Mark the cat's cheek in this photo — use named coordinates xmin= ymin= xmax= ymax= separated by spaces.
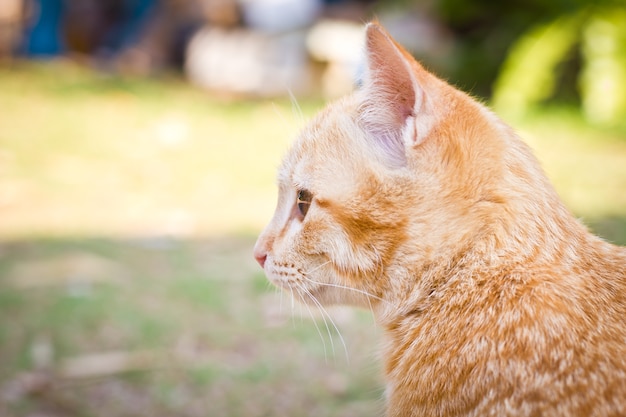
xmin=326 ymin=236 xmax=378 ymax=277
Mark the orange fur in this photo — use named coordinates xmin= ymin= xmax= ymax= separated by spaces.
xmin=254 ymin=22 xmax=626 ymax=416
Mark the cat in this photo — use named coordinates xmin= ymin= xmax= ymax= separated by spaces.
xmin=253 ymin=22 xmax=626 ymax=417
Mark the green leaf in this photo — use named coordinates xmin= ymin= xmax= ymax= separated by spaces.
xmin=492 ymin=13 xmax=584 ymax=117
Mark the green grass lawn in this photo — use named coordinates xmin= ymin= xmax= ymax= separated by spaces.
xmin=0 ymin=62 xmax=624 ymax=417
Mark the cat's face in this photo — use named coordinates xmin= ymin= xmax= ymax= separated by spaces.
xmin=254 ymin=96 xmax=414 ymax=308
xmin=254 ymin=23 xmax=514 ymax=310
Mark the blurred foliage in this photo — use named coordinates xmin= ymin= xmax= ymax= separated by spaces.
xmin=492 ymin=4 xmax=626 ymax=126
xmin=432 ymin=0 xmax=591 ymax=96
xmin=491 ymin=13 xmax=583 ymax=117
xmin=417 ymin=0 xmax=626 ymax=124
xmin=579 ymin=8 xmax=626 ymax=125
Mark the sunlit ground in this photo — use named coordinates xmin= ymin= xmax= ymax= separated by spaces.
xmin=0 ymin=62 xmax=625 ymax=417
xmin=0 ymin=61 xmax=316 ymax=238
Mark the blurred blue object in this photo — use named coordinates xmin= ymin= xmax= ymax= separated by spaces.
xmin=97 ymin=0 xmax=157 ymax=57
xmin=22 ymin=0 xmax=65 ymax=56
xmin=21 ymin=0 xmax=158 ymax=59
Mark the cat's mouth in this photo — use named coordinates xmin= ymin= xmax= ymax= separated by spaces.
xmin=266 ymin=260 xmax=327 ymax=299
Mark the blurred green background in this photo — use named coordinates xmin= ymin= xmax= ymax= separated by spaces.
xmin=1 ymin=1 xmax=625 ymax=416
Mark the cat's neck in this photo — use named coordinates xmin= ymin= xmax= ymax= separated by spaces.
xmin=375 ymin=168 xmax=603 ymax=325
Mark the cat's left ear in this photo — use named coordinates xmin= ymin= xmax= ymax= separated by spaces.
xmin=359 ymin=22 xmax=433 ymax=167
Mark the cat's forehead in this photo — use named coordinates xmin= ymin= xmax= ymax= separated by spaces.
xmin=279 ymin=97 xmax=369 ymax=194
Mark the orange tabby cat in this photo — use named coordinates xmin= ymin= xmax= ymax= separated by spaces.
xmin=254 ymin=22 xmax=626 ymax=416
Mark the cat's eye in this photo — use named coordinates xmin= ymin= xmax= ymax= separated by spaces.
xmin=297 ymin=189 xmax=313 ymax=218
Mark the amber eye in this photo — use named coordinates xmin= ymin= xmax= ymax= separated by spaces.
xmin=297 ymin=189 xmax=313 ymax=218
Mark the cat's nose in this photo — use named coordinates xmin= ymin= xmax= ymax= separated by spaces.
xmin=254 ymin=234 xmax=272 ymax=269
xmin=254 ymin=251 xmax=267 ymax=269
xmin=253 ymin=242 xmax=268 ymax=269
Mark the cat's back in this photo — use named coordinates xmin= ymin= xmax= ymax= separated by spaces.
xmin=498 ymin=238 xmax=626 ymax=416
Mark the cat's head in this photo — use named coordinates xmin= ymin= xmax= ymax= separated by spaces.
xmin=254 ymin=23 xmax=535 ymax=310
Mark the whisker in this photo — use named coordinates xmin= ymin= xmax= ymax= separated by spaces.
xmin=303 ymin=289 xmax=335 ymax=360
xmin=297 ymin=287 xmax=330 ymax=362
xmin=303 ymin=287 xmax=350 ymax=364
xmin=305 ymin=260 xmax=332 ymax=275
xmin=288 ymin=287 xmax=298 ymax=329
xmin=300 ymin=273 xmax=390 ymax=306
xmin=302 ymin=260 xmax=386 ymax=320
xmin=278 ymin=285 xmax=284 ymax=314
xmin=287 ymin=88 xmax=305 ymax=125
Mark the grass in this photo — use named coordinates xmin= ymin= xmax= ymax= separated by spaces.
xmin=0 ymin=61 xmax=625 ymax=417
xmin=0 ymin=60 xmax=323 ymax=238
xmin=0 ymin=237 xmax=383 ymax=417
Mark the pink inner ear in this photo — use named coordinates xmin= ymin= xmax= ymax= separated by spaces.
xmin=370 ymin=128 xmax=408 ymax=168
xmin=358 ymin=24 xmax=420 ymax=168
xmin=396 ymin=97 xmax=415 ymax=125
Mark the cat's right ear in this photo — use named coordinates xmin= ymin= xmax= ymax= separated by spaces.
xmin=359 ymin=22 xmax=432 ymax=168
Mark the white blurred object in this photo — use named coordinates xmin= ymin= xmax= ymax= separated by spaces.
xmin=31 ymin=334 xmax=53 ymax=370
xmin=307 ymin=19 xmax=364 ymax=64
xmin=185 ymin=27 xmax=313 ymax=97
xmin=238 ymin=0 xmax=322 ymax=33
xmin=307 ymin=19 xmax=365 ymax=98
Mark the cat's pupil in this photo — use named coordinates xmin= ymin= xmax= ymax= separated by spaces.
xmin=297 ymin=189 xmax=313 ymax=218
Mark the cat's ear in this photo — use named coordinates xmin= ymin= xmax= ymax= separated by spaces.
xmin=359 ymin=22 xmax=431 ymax=167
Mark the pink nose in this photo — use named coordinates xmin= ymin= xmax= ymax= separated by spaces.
xmin=255 ymin=253 xmax=267 ymax=268
xmin=254 ymin=249 xmax=267 ymax=269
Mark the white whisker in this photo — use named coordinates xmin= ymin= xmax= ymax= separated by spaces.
xmin=287 ymin=88 xmax=305 ymax=125
xmin=267 ymin=259 xmax=385 ymax=363
xmin=302 ymin=285 xmax=338 ymax=351
xmin=278 ymin=285 xmax=284 ymax=314
xmin=300 ymin=273 xmax=390 ymax=306
xmin=288 ymin=287 xmax=298 ymax=329
xmin=306 ymin=260 xmax=332 ymax=275
xmin=306 ymin=288 xmax=350 ymax=364
xmin=302 ymin=288 xmax=335 ymax=360
xmin=298 ymin=287 xmax=330 ymax=362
